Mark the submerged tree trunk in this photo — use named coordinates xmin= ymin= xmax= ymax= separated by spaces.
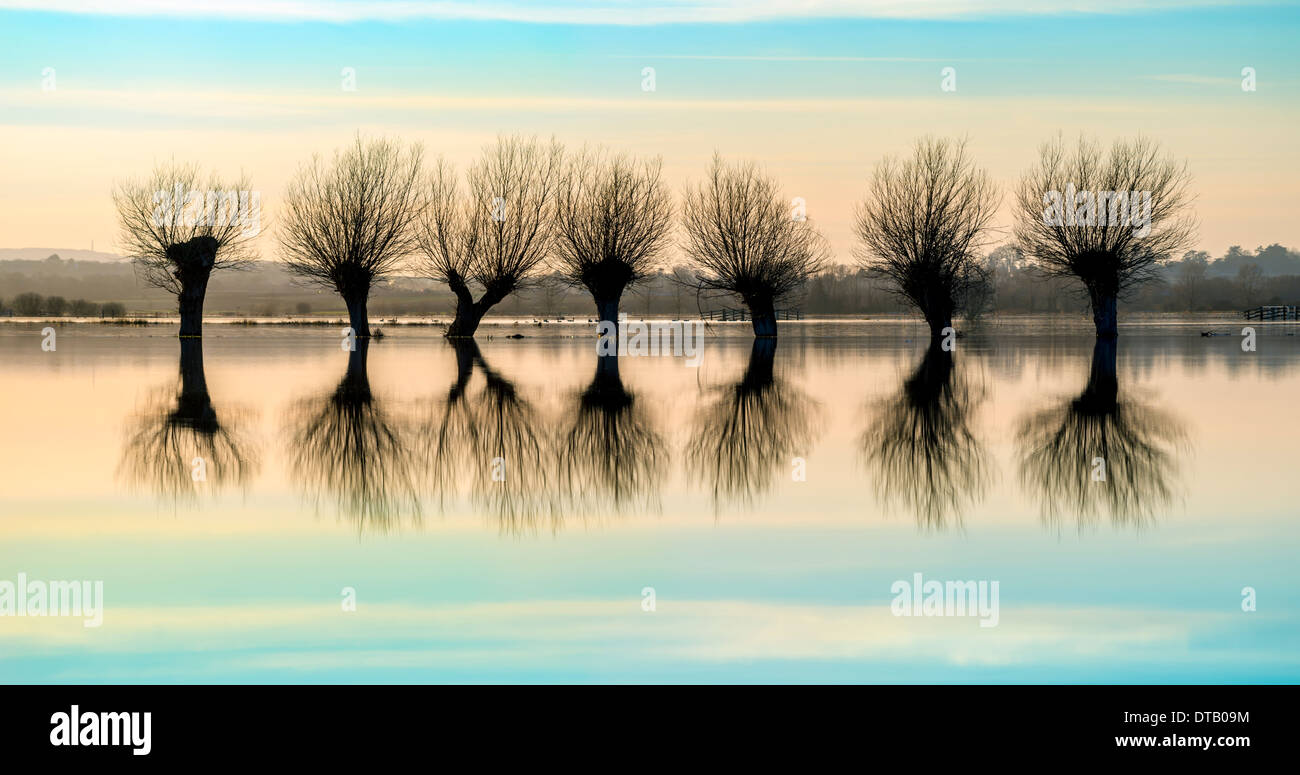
xmin=927 ymin=315 xmax=953 ymax=342
xmin=169 ymin=236 xmax=218 ymax=338
xmin=746 ymin=295 xmax=777 ymax=338
xmin=445 ymin=276 xmax=510 ymax=338
xmin=585 ymin=260 xmax=633 ymax=337
xmin=178 ymin=276 xmax=211 ymax=338
xmin=344 ymin=293 xmax=370 ymax=338
xmin=1090 ymin=289 xmax=1119 ymax=339
xmin=446 ymin=295 xmax=485 ymax=338
xmin=595 ymin=295 xmax=623 ymax=333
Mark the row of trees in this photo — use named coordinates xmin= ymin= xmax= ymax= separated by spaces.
xmin=114 ymin=134 xmax=1195 ymax=342
xmin=1 ymin=292 xmax=126 ymax=317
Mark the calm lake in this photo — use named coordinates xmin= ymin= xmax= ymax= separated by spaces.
xmin=1 ymin=318 xmax=1296 ymax=683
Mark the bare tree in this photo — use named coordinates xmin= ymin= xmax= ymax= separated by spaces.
xmin=552 ymin=149 xmax=674 ymax=331
xmin=681 ymin=154 xmax=828 ymax=337
xmin=279 ymin=136 xmax=424 ymax=338
xmin=113 ymin=161 xmax=257 ymax=337
xmin=419 ymin=136 xmax=563 ymax=337
xmin=855 ymin=137 xmax=999 ymax=340
xmin=1014 ymin=135 xmax=1195 ymax=338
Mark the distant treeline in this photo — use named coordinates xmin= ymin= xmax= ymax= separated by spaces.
xmin=0 ymin=291 xmax=126 ymax=318
xmin=2 ymin=244 xmax=1297 ymax=318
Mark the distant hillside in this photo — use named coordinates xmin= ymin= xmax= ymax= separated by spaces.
xmin=0 ymin=248 xmax=125 ymax=263
xmin=3 ymin=242 xmax=1300 ymax=317
xmin=0 ymin=255 xmax=448 ymax=316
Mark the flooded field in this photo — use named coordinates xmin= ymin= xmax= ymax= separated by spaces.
xmin=0 ymin=318 xmax=1296 ymax=682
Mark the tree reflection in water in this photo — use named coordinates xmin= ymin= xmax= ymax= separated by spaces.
xmin=860 ymin=343 xmax=989 ymax=529
xmin=421 ymin=340 xmax=554 ymax=533
xmin=118 ymin=339 xmax=258 ymax=505
xmin=686 ymin=338 xmax=821 ymax=511
xmin=284 ymin=339 xmax=420 ymax=532
xmin=1016 ymin=338 xmax=1188 ymax=528
xmin=553 ymin=351 xmax=667 ymax=520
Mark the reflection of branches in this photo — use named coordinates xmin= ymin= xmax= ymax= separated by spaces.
xmin=285 ymin=340 xmax=420 ymax=532
xmin=421 ymin=341 xmax=554 ymax=533
xmin=1016 ymin=338 xmax=1188 ymax=528
xmin=860 ymin=344 xmax=989 ymax=529
xmin=686 ymin=338 xmax=821 ymax=511
xmin=553 ymin=354 xmax=666 ymax=518
xmin=118 ymin=339 xmax=257 ymax=505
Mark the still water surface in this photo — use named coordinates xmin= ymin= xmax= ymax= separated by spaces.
xmin=1 ymin=319 xmax=1296 ymax=682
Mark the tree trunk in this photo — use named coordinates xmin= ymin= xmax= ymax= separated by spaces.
xmin=344 ymin=293 xmax=370 ymax=338
xmin=595 ymin=294 xmax=623 ymax=333
xmin=169 ymin=236 xmax=217 ymax=338
xmin=446 ymin=296 xmax=486 ymax=338
xmin=177 ymin=274 xmax=211 ymax=338
xmin=178 ymin=338 xmax=209 ymax=398
xmin=445 ymin=280 xmax=509 ymax=339
xmin=927 ymin=315 xmax=953 ymax=342
xmin=747 ymin=296 xmax=777 ymax=338
xmin=1091 ymin=292 xmax=1119 ymax=339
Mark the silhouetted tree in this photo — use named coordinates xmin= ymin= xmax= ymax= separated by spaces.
xmin=855 ymin=137 xmax=998 ymax=340
xmin=1014 ymin=135 xmax=1196 ymax=338
xmin=113 ymin=161 xmax=257 ymax=337
xmin=279 ymin=136 xmax=424 ymax=338
xmin=419 ymin=136 xmax=563 ymax=337
xmin=681 ymin=154 xmax=829 ymax=337
xmin=553 ymin=149 xmax=673 ymax=333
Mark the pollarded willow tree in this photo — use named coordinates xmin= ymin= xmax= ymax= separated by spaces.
xmin=552 ymin=149 xmax=674 ymax=330
xmin=279 ymin=136 xmax=425 ymax=338
xmin=419 ymin=136 xmax=564 ymax=338
xmin=113 ymin=162 xmax=257 ymax=337
xmin=1014 ymin=135 xmax=1196 ymax=338
xmin=854 ymin=137 xmax=999 ymax=341
xmin=681 ymin=154 xmax=829 ymax=337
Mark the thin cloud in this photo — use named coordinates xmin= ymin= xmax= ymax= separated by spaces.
xmin=0 ymin=0 xmax=1264 ymax=25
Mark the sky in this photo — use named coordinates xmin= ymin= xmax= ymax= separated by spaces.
xmin=0 ymin=0 xmax=1297 ymax=261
